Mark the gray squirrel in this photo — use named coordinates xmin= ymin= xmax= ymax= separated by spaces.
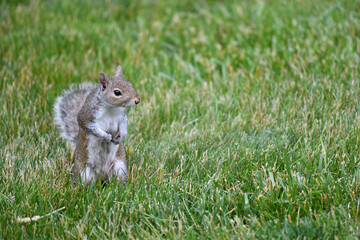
xmin=53 ymin=66 xmax=140 ymax=185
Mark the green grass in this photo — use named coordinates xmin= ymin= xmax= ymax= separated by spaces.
xmin=1 ymin=0 xmax=360 ymax=238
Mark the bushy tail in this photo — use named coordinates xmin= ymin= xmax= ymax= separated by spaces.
xmin=53 ymin=83 xmax=94 ymax=146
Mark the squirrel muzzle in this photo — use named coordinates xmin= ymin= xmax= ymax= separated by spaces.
xmin=134 ymin=97 xmax=140 ymax=105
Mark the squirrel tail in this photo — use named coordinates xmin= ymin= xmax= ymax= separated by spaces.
xmin=53 ymin=83 xmax=94 ymax=145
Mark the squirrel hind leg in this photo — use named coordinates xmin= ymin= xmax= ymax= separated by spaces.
xmin=112 ymin=144 xmax=128 ymax=185
xmin=80 ymin=166 xmax=97 ymax=185
xmin=113 ymin=160 xmax=128 ymax=181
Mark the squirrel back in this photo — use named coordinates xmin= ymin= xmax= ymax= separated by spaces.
xmin=53 ymin=82 xmax=94 ymax=146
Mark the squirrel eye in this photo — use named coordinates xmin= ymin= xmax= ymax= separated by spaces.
xmin=114 ymin=90 xmax=122 ymax=96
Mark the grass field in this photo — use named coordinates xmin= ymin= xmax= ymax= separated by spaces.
xmin=1 ymin=0 xmax=360 ymax=238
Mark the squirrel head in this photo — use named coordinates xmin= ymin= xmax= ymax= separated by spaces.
xmin=98 ymin=66 xmax=140 ymax=108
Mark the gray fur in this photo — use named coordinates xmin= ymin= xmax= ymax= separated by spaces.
xmin=53 ymin=82 xmax=94 ymax=145
xmin=77 ymin=86 xmax=103 ymax=136
xmin=53 ymin=66 xmax=140 ymax=185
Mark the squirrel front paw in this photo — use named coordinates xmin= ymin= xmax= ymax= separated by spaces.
xmin=102 ymin=134 xmax=112 ymax=142
xmin=111 ymin=134 xmax=121 ymax=145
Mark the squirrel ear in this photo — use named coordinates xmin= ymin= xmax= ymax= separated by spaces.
xmin=115 ymin=65 xmax=122 ymax=77
xmin=99 ymin=72 xmax=108 ymax=90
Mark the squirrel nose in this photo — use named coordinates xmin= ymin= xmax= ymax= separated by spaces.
xmin=135 ymin=97 xmax=140 ymax=105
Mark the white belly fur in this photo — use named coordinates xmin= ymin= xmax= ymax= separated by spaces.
xmin=86 ymin=106 xmax=127 ymax=178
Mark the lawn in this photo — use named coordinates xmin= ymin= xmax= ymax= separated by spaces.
xmin=1 ymin=0 xmax=360 ymax=238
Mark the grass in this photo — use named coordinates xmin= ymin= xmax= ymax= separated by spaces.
xmin=1 ymin=0 xmax=360 ymax=238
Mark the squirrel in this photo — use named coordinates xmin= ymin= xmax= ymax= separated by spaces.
xmin=53 ymin=66 xmax=140 ymax=185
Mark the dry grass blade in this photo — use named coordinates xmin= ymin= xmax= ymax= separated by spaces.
xmin=17 ymin=207 xmax=66 ymax=223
